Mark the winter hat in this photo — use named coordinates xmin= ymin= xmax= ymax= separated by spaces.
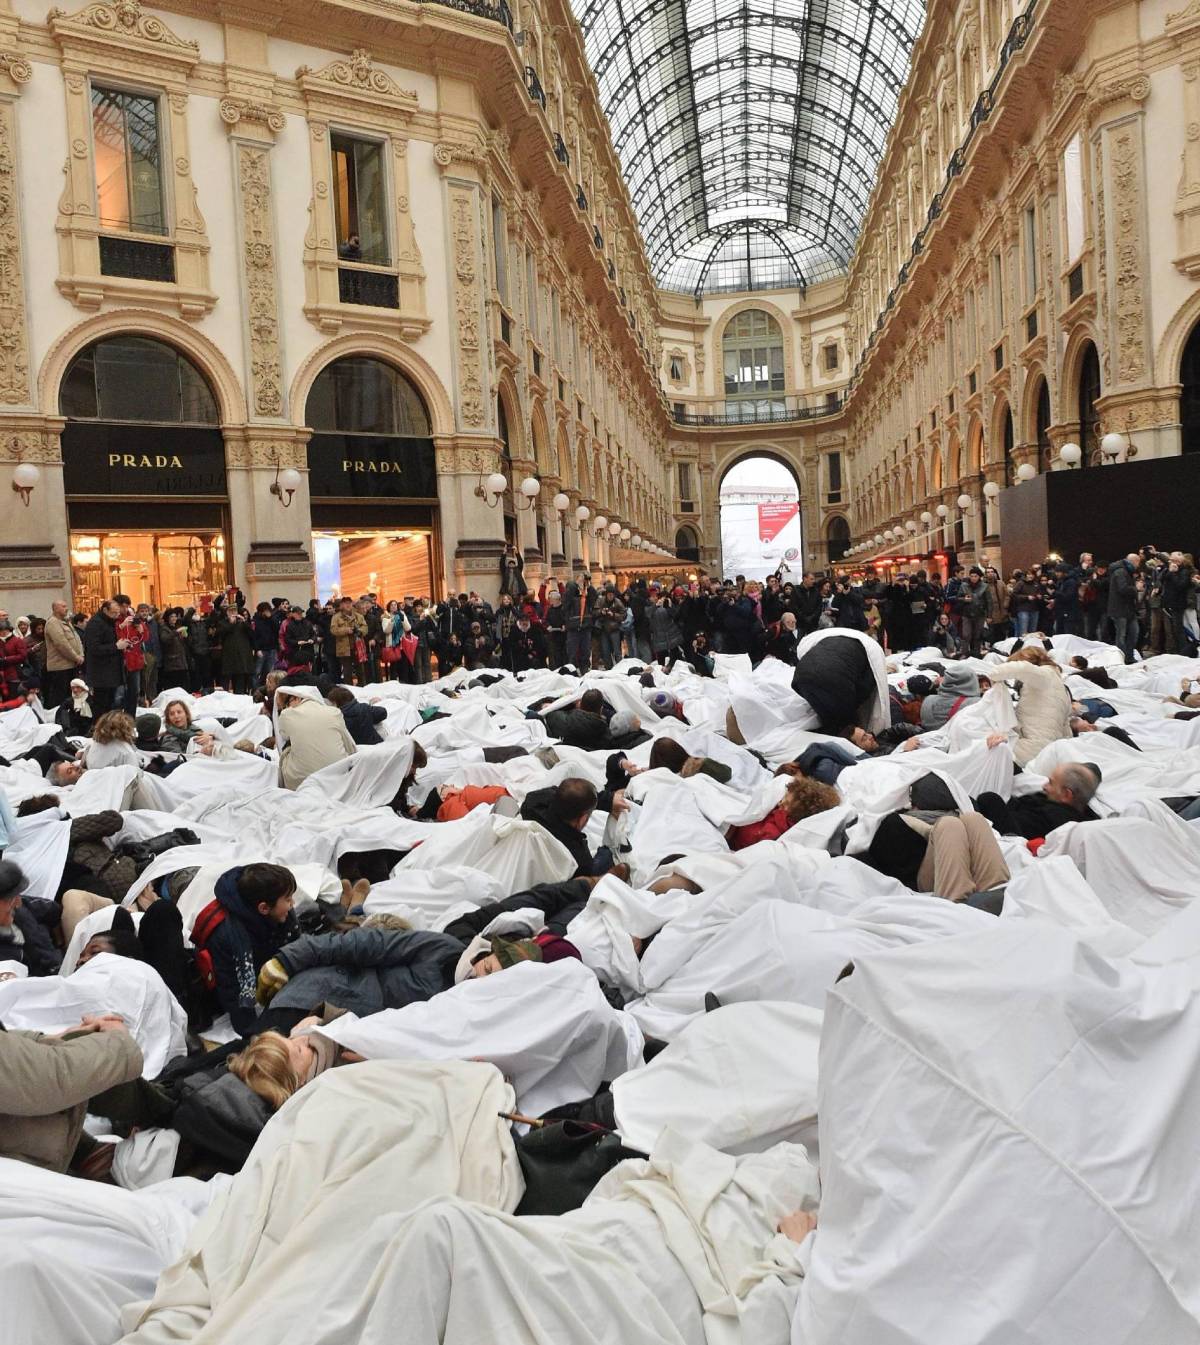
xmin=134 ymin=713 xmax=162 ymax=747
xmin=644 ymin=689 xmax=679 ymax=716
xmin=490 ymin=935 xmax=543 ymax=969
xmin=940 ymin=665 xmax=980 ymax=698
xmin=609 ymin=710 xmax=640 ymax=737
xmin=906 ymin=674 xmax=935 ymax=698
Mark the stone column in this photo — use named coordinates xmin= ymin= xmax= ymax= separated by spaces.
xmin=222 ymin=81 xmax=314 ymax=604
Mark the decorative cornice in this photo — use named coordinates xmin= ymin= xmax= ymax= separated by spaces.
xmin=296 ymin=48 xmax=417 ymax=108
xmin=48 ymin=0 xmax=200 ymax=65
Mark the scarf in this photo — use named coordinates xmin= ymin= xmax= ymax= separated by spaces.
xmin=70 ymin=691 xmax=93 ymax=720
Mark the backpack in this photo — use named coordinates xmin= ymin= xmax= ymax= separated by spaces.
xmin=190 ymin=899 xmax=227 ymax=992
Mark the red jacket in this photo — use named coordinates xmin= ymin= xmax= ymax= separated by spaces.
xmin=0 ymin=633 xmax=29 ymax=697
xmin=118 ymin=616 xmax=147 ymax=672
xmin=728 ymin=804 xmax=794 ymax=851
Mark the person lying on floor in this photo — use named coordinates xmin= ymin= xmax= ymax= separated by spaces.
xmin=646 ymin=736 xmax=734 ymax=784
xmin=865 ymin=803 xmax=1010 ymax=903
xmin=15 ymin=794 xmax=138 ymax=901
xmin=520 ymin=778 xmax=610 ymax=876
xmin=728 ymin=777 xmax=842 ymax=850
xmin=539 ymin=687 xmax=611 ymax=748
xmin=973 ymin=761 xmax=1101 ymax=841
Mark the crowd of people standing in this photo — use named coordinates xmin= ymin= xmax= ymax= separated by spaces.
xmin=0 ymin=543 xmax=1195 ymax=715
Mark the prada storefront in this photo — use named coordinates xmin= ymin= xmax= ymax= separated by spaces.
xmin=60 ymin=335 xmax=230 ymax=614
xmin=305 ymin=357 xmax=440 ymax=604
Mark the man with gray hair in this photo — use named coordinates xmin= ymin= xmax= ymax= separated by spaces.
xmin=1106 ymin=552 xmax=1142 ymax=662
xmin=972 ymin=762 xmax=1101 ymax=842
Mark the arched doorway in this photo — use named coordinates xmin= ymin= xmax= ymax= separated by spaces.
xmin=306 ymin=356 xmax=440 ymax=602
xmin=1034 ymin=378 xmax=1052 ymax=471
xmin=674 ymin=525 xmax=700 ymax=562
xmin=1077 ymin=342 xmax=1101 ymax=466
xmin=61 ymin=334 xmax=228 ymax=613
xmin=1181 ymin=321 xmax=1200 ymax=454
xmin=718 ymin=454 xmax=802 ymax=580
xmin=826 ymin=515 xmax=850 ymax=563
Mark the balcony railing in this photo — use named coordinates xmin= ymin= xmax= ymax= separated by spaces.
xmin=672 ymin=394 xmax=843 ymax=426
xmin=553 ymin=133 xmax=570 ymax=166
xmin=99 ymin=236 xmax=175 ymax=283
xmin=423 ymin=0 xmax=513 ymax=29
xmin=338 ymin=266 xmax=399 ymax=309
xmin=525 ymin=66 xmax=546 ymax=111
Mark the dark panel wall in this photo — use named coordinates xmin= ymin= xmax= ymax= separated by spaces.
xmin=999 ymin=456 xmax=1200 ymax=572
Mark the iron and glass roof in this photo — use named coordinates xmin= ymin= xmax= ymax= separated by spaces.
xmin=570 ymin=0 xmax=926 ymax=296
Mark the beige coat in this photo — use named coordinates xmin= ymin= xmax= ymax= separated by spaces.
xmin=329 ymin=609 xmax=367 ymax=659
xmin=0 ymin=1026 xmax=143 ymax=1171
xmin=990 ymin=660 xmax=1075 ymax=766
xmin=279 ymin=698 xmax=356 ymax=790
xmin=44 ymin=614 xmax=84 ymax=672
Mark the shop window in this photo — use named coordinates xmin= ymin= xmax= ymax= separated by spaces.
xmin=307 ymin=357 xmax=431 ymax=436
xmin=59 ymin=335 xmax=218 ymax=424
xmin=91 ymin=86 xmax=166 ymax=236
xmin=331 ymin=133 xmax=389 ymax=266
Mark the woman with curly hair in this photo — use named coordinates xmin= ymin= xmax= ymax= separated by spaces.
xmin=728 ymin=776 xmax=842 ymax=850
xmin=79 ymin=710 xmax=139 ymax=770
xmin=986 ymin=644 xmax=1074 ymax=766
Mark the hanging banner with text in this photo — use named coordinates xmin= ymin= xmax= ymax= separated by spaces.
xmin=758 ymin=502 xmax=800 ymax=543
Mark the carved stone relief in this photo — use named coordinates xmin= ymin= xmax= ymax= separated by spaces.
xmin=236 ymin=145 xmax=284 ymax=419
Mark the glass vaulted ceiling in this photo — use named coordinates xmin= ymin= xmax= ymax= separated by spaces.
xmin=570 ymin=0 xmax=927 ymax=296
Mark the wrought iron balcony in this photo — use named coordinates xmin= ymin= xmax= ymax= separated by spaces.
xmin=671 ymin=394 xmax=843 ymax=427
xmin=338 ymin=266 xmax=399 ymax=309
xmin=553 ymin=133 xmax=570 ymax=166
xmin=576 ymin=184 xmax=588 ymax=210
xmin=421 ymin=0 xmax=513 ymax=29
xmin=99 ymin=236 xmax=175 ymax=283
xmin=525 ymin=66 xmax=546 ymax=111
xmin=593 ymin=226 xmax=603 ymax=249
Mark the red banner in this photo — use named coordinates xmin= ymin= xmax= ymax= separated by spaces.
xmin=758 ymin=502 xmax=799 ymax=543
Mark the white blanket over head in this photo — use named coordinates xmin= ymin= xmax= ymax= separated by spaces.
xmin=795 ymin=914 xmax=1200 ymax=1344
xmin=119 ymin=1060 xmax=524 ymax=1345
xmin=0 ymin=1158 xmax=225 ymax=1345
xmin=316 ymin=959 xmax=645 ymax=1116
xmin=0 ymin=953 xmax=186 ymax=1077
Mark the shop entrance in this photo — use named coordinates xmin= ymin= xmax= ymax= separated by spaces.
xmin=311 ymin=528 xmax=434 ymax=604
xmin=69 ymin=529 xmax=227 ymax=615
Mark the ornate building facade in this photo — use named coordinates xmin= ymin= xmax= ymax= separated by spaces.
xmin=3 ymin=0 xmax=1200 ymax=611
xmin=0 ymin=0 xmax=674 ymax=613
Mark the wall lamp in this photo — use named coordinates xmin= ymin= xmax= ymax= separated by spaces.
xmin=11 ymin=460 xmax=39 ymax=506
xmin=1100 ymin=431 xmax=1138 ymax=465
xmin=269 ymin=456 xmax=301 ymax=508
xmin=516 ymin=476 xmax=541 ymax=511
xmin=475 ymin=471 xmax=509 ymax=508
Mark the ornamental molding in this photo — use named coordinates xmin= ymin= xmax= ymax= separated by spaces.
xmin=448 ymin=186 xmax=487 ymax=431
xmin=0 ymin=100 xmax=30 ymax=405
xmin=48 ymin=0 xmax=199 ymax=69
xmin=0 ymin=430 xmax=60 ymax=463
xmin=1108 ymin=124 xmax=1149 ymax=386
xmin=226 ymin=438 xmax=307 ymax=470
xmin=296 ymin=49 xmax=417 ymax=118
xmin=236 ymin=145 xmax=284 ymax=420
xmin=220 ymin=96 xmax=285 ymax=139
xmin=0 ymin=50 xmax=32 ymax=87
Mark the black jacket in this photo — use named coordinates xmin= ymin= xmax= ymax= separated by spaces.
xmin=520 ymin=787 xmax=594 ymax=876
xmin=442 ymin=878 xmax=594 ymax=945
xmin=83 ymin=610 xmax=123 ymax=689
xmin=340 ymin=700 xmax=388 ymax=745
xmin=791 ymin=636 xmax=877 ymax=733
xmin=203 ymin=867 xmax=298 ymax=1034
xmin=973 ymin=790 xmax=1097 ymax=841
xmin=542 ymin=706 xmax=609 ymax=748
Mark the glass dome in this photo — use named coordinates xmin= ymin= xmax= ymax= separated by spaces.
xmin=571 ymin=0 xmax=927 ymax=296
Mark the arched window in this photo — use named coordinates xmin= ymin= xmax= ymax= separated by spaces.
xmin=675 ymin=525 xmax=700 ymax=561
xmin=1180 ymin=321 xmax=1200 ymax=454
xmin=497 ymin=395 xmax=512 ymax=463
xmin=722 ymin=309 xmax=785 ymax=420
xmin=1035 ymin=378 xmax=1052 ymax=472
xmin=306 ymin=357 xmax=431 ymax=437
xmin=60 ymin=335 xmax=218 ymax=424
xmin=827 ymin=515 xmax=850 ymax=563
xmin=1077 ymin=342 xmax=1100 ymax=467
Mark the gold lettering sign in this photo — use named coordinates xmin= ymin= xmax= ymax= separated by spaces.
xmin=108 ymin=453 xmax=185 ymax=469
xmin=341 ymin=460 xmax=404 ymax=474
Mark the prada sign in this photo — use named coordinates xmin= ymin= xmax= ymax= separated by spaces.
xmin=307 ymin=433 xmax=437 ymax=500
xmin=62 ymin=423 xmax=227 ymax=495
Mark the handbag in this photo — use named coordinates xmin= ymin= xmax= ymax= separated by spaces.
xmin=353 ymin=635 xmax=368 ymax=664
xmin=380 ymin=645 xmax=404 ymax=665
xmin=514 ymin=1121 xmax=646 ymax=1217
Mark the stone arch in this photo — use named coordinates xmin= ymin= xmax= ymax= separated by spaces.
xmin=946 ymin=431 xmax=961 ymax=483
xmin=1154 ymin=289 xmax=1200 ymax=389
xmin=988 ymin=394 xmax=1012 ymax=467
xmin=555 ymin=423 xmax=572 ymax=483
xmin=713 ymin=443 xmax=802 ymax=491
xmin=916 ymin=455 xmax=927 ymax=501
xmin=965 ymin=414 xmax=984 ymax=475
xmin=575 ymin=438 xmax=593 ymax=497
xmin=529 ymin=398 xmax=553 ymax=476
xmin=40 ymin=308 xmax=247 ymax=425
xmin=1060 ymin=323 xmax=1101 ymax=419
xmin=1019 ymin=364 xmax=1049 ymax=444
xmin=289 ymin=332 xmax=455 ymax=438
